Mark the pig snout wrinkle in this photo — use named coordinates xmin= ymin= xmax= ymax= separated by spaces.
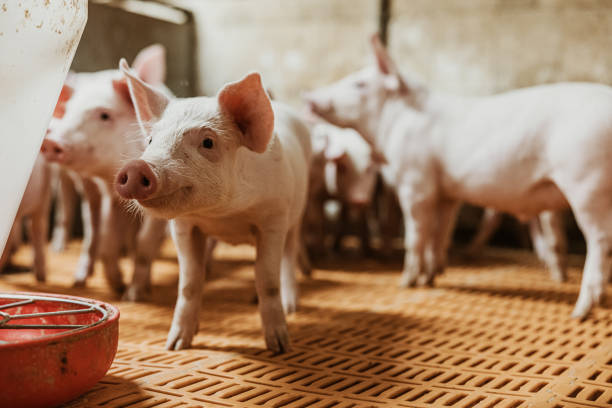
xmin=40 ymin=139 xmax=66 ymax=163
xmin=115 ymin=160 xmax=158 ymax=200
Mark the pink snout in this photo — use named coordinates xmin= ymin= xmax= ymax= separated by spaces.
xmin=40 ymin=139 xmax=66 ymax=163
xmin=115 ymin=160 xmax=157 ymax=200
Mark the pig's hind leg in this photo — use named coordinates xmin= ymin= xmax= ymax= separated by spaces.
xmin=430 ymin=200 xmax=460 ymax=278
xmin=166 ymin=220 xmax=208 ymax=350
xmin=280 ymin=226 xmax=300 ymax=314
xmin=74 ymin=178 xmax=101 ymax=286
xmin=97 ymin=195 xmax=127 ymax=294
xmin=124 ymin=216 xmax=167 ymax=302
xmin=51 ymin=169 xmax=78 ymax=252
xmin=529 ymin=211 xmax=567 ymax=282
xmin=465 ymin=208 xmax=502 ymax=256
xmin=29 ymin=198 xmax=51 ymax=282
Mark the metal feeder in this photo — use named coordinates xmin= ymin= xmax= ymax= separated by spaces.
xmin=0 ymin=292 xmax=119 ymax=408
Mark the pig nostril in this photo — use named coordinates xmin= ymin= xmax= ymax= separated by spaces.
xmin=54 ymin=147 xmax=62 ymax=154
xmin=119 ymin=173 xmax=128 ymax=185
xmin=142 ymin=176 xmax=150 ymax=187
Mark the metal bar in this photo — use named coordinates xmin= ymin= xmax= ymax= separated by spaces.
xmin=0 ymin=299 xmax=34 ymax=310
xmin=2 ymin=324 xmax=85 ymax=329
xmin=0 ymin=293 xmax=110 ymax=336
xmin=378 ymin=0 xmax=392 ymax=46
xmin=8 ymin=307 xmax=96 ymax=320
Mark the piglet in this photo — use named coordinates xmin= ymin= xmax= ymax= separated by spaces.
xmin=115 ymin=61 xmax=311 ymax=353
xmin=42 ymin=45 xmax=169 ymax=299
xmin=305 ymin=34 xmax=612 ymax=319
xmin=304 ymin=122 xmax=383 ymax=257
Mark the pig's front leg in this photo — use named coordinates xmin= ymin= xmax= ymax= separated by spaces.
xmin=97 ymin=194 xmax=126 ymax=294
xmin=398 ymin=183 xmax=436 ymax=288
xmin=529 ymin=211 xmax=567 ymax=282
xmin=74 ymin=178 xmax=101 ymax=286
xmin=255 ymin=225 xmax=291 ymax=354
xmin=124 ymin=216 xmax=167 ymax=302
xmin=166 ymin=220 xmax=208 ymax=350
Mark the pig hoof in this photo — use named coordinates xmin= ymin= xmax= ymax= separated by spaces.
xmin=165 ymin=326 xmax=196 ymax=351
xmin=122 ymin=286 xmax=151 ymax=302
xmin=549 ymin=268 xmax=567 ymax=283
xmin=35 ymin=273 xmax=46 ymax=283
xmin=571 ymin=288 xmax=602 ymax=320
xmin=399 ymin=273 xmax=417 ymax=288
xmin=571 ymin=302 xmax=592 ymax=320
xmin=416 ymin=273 xmax=435 ymax=287
xmin=264 ymin=324 xmax=291 ymax=354
xmin=282 ymin=296 xmax=297 ymax=314
xmin=109 ymin=281 xmax=127 ymax=295
xmin=73 ymin=279 xmax=87 ymax=288
xmin=51 ymin=236 xmax=67 ymax=252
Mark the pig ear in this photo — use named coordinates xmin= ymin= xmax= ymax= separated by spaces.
xmin=218 ymin=72 xmax=275 ymax=153
xmin=53 ymin=84 xmax=74 ymax=118
xmin=119 ymin=58 xmax=170 ymax=134
xmin=370 ymin=33 xmax=408 ymax=93
xmin=112 ymin=78 xmax=133 ymax=107
xmin=133 ymin=44 xmax=166 ymax=85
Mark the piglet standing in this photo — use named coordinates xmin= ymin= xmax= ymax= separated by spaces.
xmin=305 ymin=34 xmax=612 ymax=319
xmin=42 ymin=45 xmax=169 ymax=300
xmin=115 ymin=60 xmax=311 ymax=353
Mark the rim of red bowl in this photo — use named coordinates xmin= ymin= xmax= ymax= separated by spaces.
xmin=0 ymin=291 xmax=120 ymax=350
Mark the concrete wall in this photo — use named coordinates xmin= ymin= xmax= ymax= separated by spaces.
xmin=161 ymin=0 xmax=612 ymax=99
xmin=164 ymin=0 xmax=378 ymax=105
xmin=390 ymin=0 xmax=612 ymax=95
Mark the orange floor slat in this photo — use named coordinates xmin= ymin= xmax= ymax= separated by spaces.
xmin=1 ymin=240 xmax=611 ymax=408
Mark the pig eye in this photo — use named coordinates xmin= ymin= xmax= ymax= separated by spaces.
xmin=202 ymin=138 xmax=214 ymax=149
xmin=148 ymin=137 xmax=152 ymax=145
xmin=355 ymin=81 xmax=367 ymax=89
xmin=100 ymin=112 xmax=111 ymax=121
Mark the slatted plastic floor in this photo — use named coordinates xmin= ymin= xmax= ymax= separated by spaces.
xmin=1 ymin=240 xmax=611 ymax=408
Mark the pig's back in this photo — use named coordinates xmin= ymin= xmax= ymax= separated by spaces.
xmin=271 ymin=102 xmax=312 ymax=224
xmin=272 ymin=102 xmax=312 ymax=163
xmin=439 ymin=82 xmax=612 ymax=216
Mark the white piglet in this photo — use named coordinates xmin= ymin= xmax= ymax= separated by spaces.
xmin=42 ymin=45 xmax=169 ymax=299
xmin=305 ymin=34 xmax=612 ymax=319
xmin=115 ymin=60 xmax=311 ymax=353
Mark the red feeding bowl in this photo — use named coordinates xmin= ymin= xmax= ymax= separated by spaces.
xmin=0 ymin=292 xmax=119 ymax=408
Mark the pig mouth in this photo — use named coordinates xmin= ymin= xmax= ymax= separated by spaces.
xmin=138 ymin=186 xmax=193 ymax=209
